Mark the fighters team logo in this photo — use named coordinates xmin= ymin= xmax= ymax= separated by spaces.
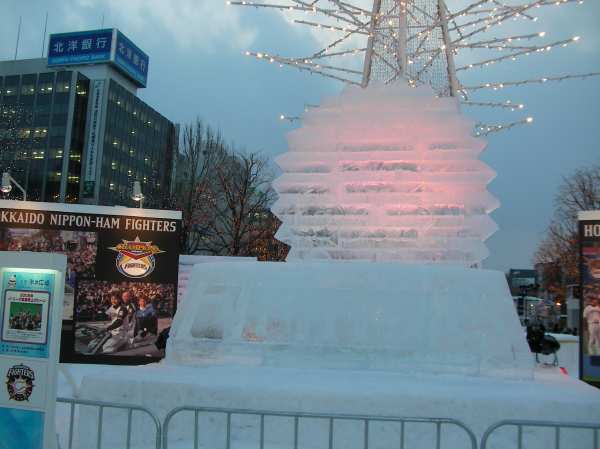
xmin=109 ymin=237 xmax=164 ymax=278
xmin=7 ymin=274 xmax=17 ymax=289
xmin=6 ymin=364 xmax=35 ymax=402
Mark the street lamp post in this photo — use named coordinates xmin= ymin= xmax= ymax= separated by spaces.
xmin=1 ymin=172 xmax=27 ymax=201
xmin=131 ymin=180 xmax=144 ymax=208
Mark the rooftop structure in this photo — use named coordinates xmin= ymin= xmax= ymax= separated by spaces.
xmin=0 ymin=29 xmax=176 ymax=207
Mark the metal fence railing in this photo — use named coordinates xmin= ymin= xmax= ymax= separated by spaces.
xmin=55 ymin=397 xmax=600 ymax=449
xmin=162 ymin=406 xmax=478 ymax=449
xmin=480 ymin=419 xmax=600 ymax=449
xmin=56 ymin=396 xmax=162 ymax=449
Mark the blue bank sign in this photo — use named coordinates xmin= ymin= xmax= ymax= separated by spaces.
xmin=48 ymin=29 xmax=149 ymax=88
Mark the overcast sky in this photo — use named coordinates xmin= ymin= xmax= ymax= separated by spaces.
xmin=1 ymin=0 xmax=599 ymax=272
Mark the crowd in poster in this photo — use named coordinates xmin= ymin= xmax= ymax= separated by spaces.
xmin=3 ymin=289 xmax=49 ymax=345
xmin=0 ymin=202 xmax=181 ymax=363
xmin=0 ymin=271 xmax=55 ymax=360
xmin=579 ymin=218 xmax=600 ymax=384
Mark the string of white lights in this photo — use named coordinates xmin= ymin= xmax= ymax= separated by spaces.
xmin=462 ymin=72 xmax=600 ymax=91
xmin=475 ymin=117 xmax=534 ymax=136
xmin=462 ymin=101 xmax=525 ymax=111
xmin=229 ymin=0 xmax=598 ymax=134
xmin=457 ymin=37 xmax=580 ymax=71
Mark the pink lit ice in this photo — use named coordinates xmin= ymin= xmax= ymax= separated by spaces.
xmin=273 ymin=81 xmax=499 ymax=265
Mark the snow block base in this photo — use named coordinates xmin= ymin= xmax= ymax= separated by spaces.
xmin=167 ymin=261 xmax=533 ymax=379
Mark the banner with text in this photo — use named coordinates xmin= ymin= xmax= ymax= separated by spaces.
xmin=0 ymin=202 xmax=181 ymax=364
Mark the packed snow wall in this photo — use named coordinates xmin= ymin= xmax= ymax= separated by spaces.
xmin=167 ymin=261 xmax=533 ymax=379
xmin=273 ymin=81 xmax=498 ymax=265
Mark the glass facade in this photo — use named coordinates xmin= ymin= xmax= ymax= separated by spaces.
xmin=0 ymin=70 xmax=80 ymax=202
xmin=66 ymin=74 xmax=90 ymax=202
xmin=0 ymin=67 xmax=174 ymax=206
xmin=100 ymin=79 xmax=175 ymax=207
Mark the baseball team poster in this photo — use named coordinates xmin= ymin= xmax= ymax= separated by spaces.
xmin=579 ymin=212 xmax=600 ymax=384
xmin=0 ymin=201 xmax=182 ymax=365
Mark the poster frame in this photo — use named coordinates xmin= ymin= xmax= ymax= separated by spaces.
xmin=578 ymin=210 xmax=600 ymax=387
xmin=0 ymin=252 xmax=66 ymax=449
xmin=0 ymin=200 xmax=182 ymax=366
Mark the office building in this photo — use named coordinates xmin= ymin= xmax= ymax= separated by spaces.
xmin=0 ymin=28 xmax=176 ymax=207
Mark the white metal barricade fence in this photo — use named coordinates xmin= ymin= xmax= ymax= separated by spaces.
xmin=480 ymin=419 xmax=600 ymax=449
xmin=56 ymin=397 xmax=162 ymax=449
xmin=56 ymin=398 xmax=600 ymax=449
xmin=162 ymin=406 xmax=478 ymax=449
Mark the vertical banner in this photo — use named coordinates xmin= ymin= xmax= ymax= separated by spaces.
xmin=0 ymin=253 xmax=66 ymax=449
xmin=579 ymin=211 xmax=600 ymax=384
xmin=82 ymin=79 xmax=105 ymax=199
xmin=114 ymin=30 xmax=149 ymax=87
xmin=0 ymin=201 xmax=181 ymax=365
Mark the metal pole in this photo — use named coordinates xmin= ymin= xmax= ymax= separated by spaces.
xmin=361 ymin=0 xmax=382 ymax=87
xmin=396 ymin=0 xmax=407 ymax=78
xmin=438 ymin=0 xmax=459 ymax=97
xmin=14 ymin=16 xmax=22 ymax=60
xmin=41 ymin=12 xmax=48 ymax=57
xmin=9 ymin=175 xmax=27 ymax=201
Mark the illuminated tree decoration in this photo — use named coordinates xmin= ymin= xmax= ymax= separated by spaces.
xmin=231 ymin=0 xmax=598 ymax=134
xmin=231 ymin=0 xmax=598 ymax=264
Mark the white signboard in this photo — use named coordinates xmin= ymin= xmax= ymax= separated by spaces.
xmin=0 ymin=252 xmax=66 ymax=449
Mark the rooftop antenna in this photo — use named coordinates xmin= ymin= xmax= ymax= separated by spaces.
xmin=41 ymin=12 xmax=48 ymax=57
xmin=101 ymin=14 xmax=105 ymax=28
xmin=14 ymin=16 xmax=22 ymax=60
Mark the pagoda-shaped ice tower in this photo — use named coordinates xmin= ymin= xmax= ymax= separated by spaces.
xmin=273 ymin=82 xmax=499 ymax=266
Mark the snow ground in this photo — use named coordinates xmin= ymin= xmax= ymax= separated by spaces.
xmin=56 ymin=362 xmax=600 ymax=449
xmin=54 ymin=263 xmax=600 ymax=449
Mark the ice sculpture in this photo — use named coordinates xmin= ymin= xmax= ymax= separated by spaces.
xmin=273 ymin=81 xmax=498 ymax=265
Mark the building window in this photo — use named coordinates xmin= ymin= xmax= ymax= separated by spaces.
xmin=55 ymin=83 xmax=70 ymax=93
xmin=39 ymin=84 xmax=53 ymax=93
xmin=21 ymin=84 xmax=36 ymax=96
xmin=33 ymin=128 xmax=48 ymax=138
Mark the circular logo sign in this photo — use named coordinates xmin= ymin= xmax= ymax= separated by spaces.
xmin=109 ymin=237 xmax=164 ymax=278
xmin=6 ymin=364 xmax=35 ymax=402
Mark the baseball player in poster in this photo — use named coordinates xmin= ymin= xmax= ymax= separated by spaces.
xmin=101 ymin=290 xmax=137 ymax=353
xmin=583 ymin=297 xmax=600 ymax=356
xmin=133 ymin=294 xmax=158 ymax=344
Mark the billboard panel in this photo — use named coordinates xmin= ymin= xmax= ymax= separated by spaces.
xmin=0 ymin=201 xmax=181 ymax=365
xmin=48 ymin=28 xmax=149 ymax=88
xmin=48 ymin=29 xmax=113 ymax=66
xmin=579 ymin=212 xmax=600 ymax=384
xmin=114 ymin=30 xmax=149 ymax=88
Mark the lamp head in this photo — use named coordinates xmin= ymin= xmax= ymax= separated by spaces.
xmin=1 ymin=172 xmax=12 ymax=194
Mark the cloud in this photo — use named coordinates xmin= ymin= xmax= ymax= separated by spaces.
xmin=69 ymin=0 xmax=257 ymax=53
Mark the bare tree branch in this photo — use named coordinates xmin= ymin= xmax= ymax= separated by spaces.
xmin=534 ymin=165 xmax=600 ymax=291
